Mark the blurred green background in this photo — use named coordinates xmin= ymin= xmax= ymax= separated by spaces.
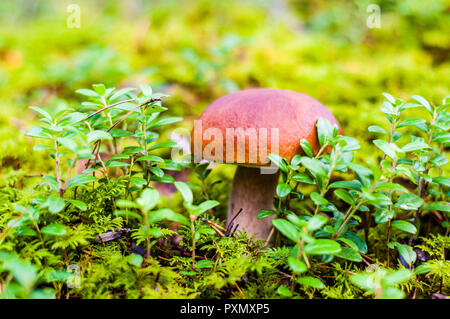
xmin=0 ymin=0 xmax=449 ymax=175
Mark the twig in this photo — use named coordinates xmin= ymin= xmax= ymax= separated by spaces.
xmin=83 ymin=99 xmax=135 ymax=120
xmin=264 ymin=227 xmax=275 ymax=247
xmin=226 ymin=208 xmax=243 ymax=235
xmin=235 ymin=282 xmax=244 ymax=295
xmin=24 ymin=174 xmax=44 ymax=178
xmin=201 ymin=218 xmax=226 ymax=232
xmin=82 ymin=249 xmax=105 ymax=260
xmin=0 ymin=211 xmax=26 ymax=242
xmin=53 ymin=137 xmax=64 ymax=197
xmin=107 ymin=98 xmax=161 ymax=133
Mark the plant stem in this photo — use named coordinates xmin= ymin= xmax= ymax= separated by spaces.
xmin=84 ymin=99 xmax=135 ymax=120
xmin=190 ymin=217 xmax=196 ymax=269
xmin=63 ymin=155 xmax=77 ymax=195
xmin=53 ymin=137 xmax=64 ymax=197
xmin=143 ymin=209 xmax=151 ymax=259
xmin=333 ymin=200 xmax=364 ymax=239
xmin=314 ymin=149 xmax=339 ymax=215
xmin=408 ymin=109 xmax=436 ymax=245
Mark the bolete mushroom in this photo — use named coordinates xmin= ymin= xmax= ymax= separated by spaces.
xmin=192 ymin=88 xmax=340 ymax=239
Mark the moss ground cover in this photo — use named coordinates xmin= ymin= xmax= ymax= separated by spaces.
xmin=0 ymin=0 xmax=448 ymax=299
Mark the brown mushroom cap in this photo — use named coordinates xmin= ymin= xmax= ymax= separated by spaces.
xmin=192 ymin=88 xmax=341 ymax=165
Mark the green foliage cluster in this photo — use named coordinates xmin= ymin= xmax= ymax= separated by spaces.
xmin=264 ymin=93 xmax=449 ymax=298
xmin=0 ymin=0 xmax=448 ymax=299
xmin=0 ymin=85 xmax=448 ymax=299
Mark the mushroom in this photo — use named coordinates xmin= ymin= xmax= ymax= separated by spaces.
xmin=192 ymin=88 xmax=340 ymax=239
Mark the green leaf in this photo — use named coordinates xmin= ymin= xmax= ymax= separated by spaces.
xmin=288 ymin=256 xmax=307 ymax=274
xmin=335 ymin=246 xmax=362 ymax=262
xmin=310 ymin=192 xmax=328 ymax=206
xmin=373 ymin=139 xmax=397 ymax=160
xmin=0 ymin=253 xmax=38 ymax=290
xmin=174 ymin=181 xmax=193 ymax=204
xmin=272 ymin=219 xmax=300 ymax=242
xmin=384 ymin=269 xmax=412 ymax=286
xmin=300 ymin=139 xmax=314 ymax=157
xmin=382 ymin=92 xmax=396 ymax=105
xmin=129 ymin=177 xmax=147 ymax=188
xmin=196 ymin=260 xmax=214 ymax=269
xmin=76 ymin=88 xmax=100 ymax=98
xmin=402 ymin=137 xmax=431 ymax=153
xmin=150 ymin=174 xmax=175 ymax=183
xmin=198 ymin=200 xmax=220 ymax=214
xmin=329 ymin=180 xmax=362 ymax=191
xmin=59 ymin=112 xmax=86 ymax=126
xmin=25 ymin=127 xmax=53 ymax=139
xmin=92 ymin=84 xmax=106 ymax=96
xmin=29 ymin=106 xmax=52 ymax=121
xmin=392 ymin=220 xmax=416 ymax=234
xmin=339 ymin=237 xmax=360 ymax=252
xmin=290 ymin=155 xmax=302 ymax=168
xmin=375 ymin=182 xmax=408 ymax=193
xmin=87 ymin=130 xmax=112 ymax=144
xmin=431 ymin=155 xmax=448 ymax=167
xmin=268 ymin=153 xmax=288 ymax=173
xmin=67 ymin=174 xmax=96 ymax=189
xmin=114 ymin=210 xmax=142 ymax=221
xmin=343 ymin=231 xmax=368 ymax=254
xmin=136 ymin=155 xmax=164 ymax=163
xmin=110 ymin=129 xmax=134 ymax=137
xmin=368 ymin=125 xmax=387 ymax=134
xmin=137 ymin=188 xmax=159 ymax=211
xmin=257 ymin=209 xmax=277 ymax=219
xmin=411 ymin=95 xmax=432 ymax=115
xmin=422 ymin=202 xmax=450 ymax=213
xmin=148 ymin=208 xmax=189 ymax=226
xmin=149 ymin=117 xmax=182 ymax=129
xmin=394 ymin=193 xmax=424 ymax=210
xmin=304 ymin=239 xmax=341 ymax=255
xmin=47 ymin=196 xmax=66 ymax=213
xmin=106 ymin=160 xmax=130 ymax=168
xmin=316 ymin=118 xmax=334 ymax=147
xmin=110 ymin=88 xmax=136 ymax=101
xmin=297 ymin=276 xmax=324 ymax=289
xmin=41 ymin=223 xmax=66 ymax=236
xmin=334 ymin=189 xmax=355 ymax=205
xmin=432 ymin=177 xmax=450 ymax=188
xmin=277 ymin=285 xmax=292 ymax=297
xmin=140 ymin=84 xmax=152 ymax=97
xmin=65 ymin=199 xmax=87 ymax=211
xmin=148 ymin=141 xmax=177 ymax=151
xmin=350 ymin=273 xmax=373 ymax=290
xmin=57 ymin=137 xmax=78 ymax=152
xmin=123 ymin=146 xmax=145 ymax=155
xmin=148 ymin=167 xmax=164 ymax=177
xmin=276 ymin=183 xmax=291 ymax=198
xmin=396 ymin=244 xmax=416 ymax=265
xmin=128 ymin=254 xmax=143 ymax=267
xmin=397 ymin=118 xmax=426 ymax=128
xmin=292 ymin=173 xmax=315 ymax=184
xmin=307 ymin=214 xmax=328 ymax=231
xmin=300 ymin=157 xmax=328 ymax=178
xmin=432 ymin=132 xmax=450 ymax=144
xmin=381 ymin=101 xmax=397 ymax=115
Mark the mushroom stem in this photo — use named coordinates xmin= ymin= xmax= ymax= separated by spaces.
xmin=227 ymin=166 xmax=280 ymax=239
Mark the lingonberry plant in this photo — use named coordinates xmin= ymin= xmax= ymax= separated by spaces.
xmin=0 ymin=88 xmax=448 ymax=299
xmin=262 ymin=93 xmax=449 ymax=298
